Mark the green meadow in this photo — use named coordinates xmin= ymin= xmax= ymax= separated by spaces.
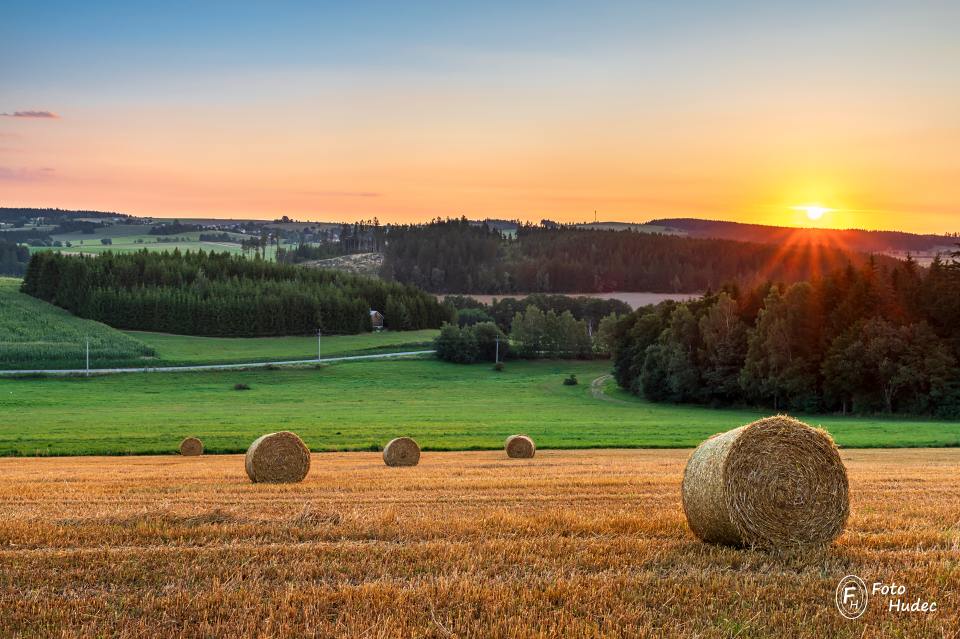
xmin=126 ymin=329 xmax=438 ymax=365
xmin=0 ymin=277 xmax=437 ymax=369
xmin=1 ymin=359 xmax=957 ymax=456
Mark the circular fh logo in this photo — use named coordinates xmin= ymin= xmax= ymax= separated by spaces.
xmin=836 ymin=575 xmax=869 ymax=619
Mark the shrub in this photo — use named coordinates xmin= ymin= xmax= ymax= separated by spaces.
xmin=563 ymin=374 xmax=578 ymax=386
xmin=233 ymin=383 xmax=251 ymax=391
xmin=435 ymin=322 xmax=507 ymax=364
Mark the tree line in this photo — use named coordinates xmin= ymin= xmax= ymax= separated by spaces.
xmin=21 ymin=250 xmax=451 ymax=337
xmin=435 ymin=293 xmax=626 ymax=363
xmin=435 ymin=305 xmax=595 ymax=364
xmin=380 ymin=218 xmax=899 ymax=294
xmin=444 ymin=294 xmax=630 ymax=334
xmin=607 ymin=253 xmax=960 ymax=417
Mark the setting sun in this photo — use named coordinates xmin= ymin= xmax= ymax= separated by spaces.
xmin=794 ymin=204 xmax=831 ymax=222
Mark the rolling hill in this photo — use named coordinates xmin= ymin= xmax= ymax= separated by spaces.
xmin=647 ymin=217 xmax=957 ymax=256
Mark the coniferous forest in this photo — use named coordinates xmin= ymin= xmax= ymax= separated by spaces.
xmin=608 ymin=253 xmax=960 ymax=417
xmin=380 ymin=218 xmax=901 ymax=293
xmin=21 ymin=250 xmax=451 ymax=336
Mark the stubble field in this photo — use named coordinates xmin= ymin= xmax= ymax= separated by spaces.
xmin=0 ymin=448 xmax=956 ymax=637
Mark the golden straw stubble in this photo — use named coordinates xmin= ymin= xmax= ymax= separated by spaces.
xmin=383 ymin=437 xmax=421 ymax=467
xmin=682 ymin=415 xmax=849 ymax=549
xmin=244 ymin=431 xmax=311 ymax=483
xmin=179 ymin=437 xmax=203 ymax=456
xmin=505 ymin=434 xmax=536 ymax=458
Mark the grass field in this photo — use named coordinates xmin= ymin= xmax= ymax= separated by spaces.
xmin=1 ymin=359 xmax=958 ymax=456
xmin=0 ymin=277 xmax=155 ymax=369
xmin=127 ymin=329 xmax=438 ymax=365
xmin=0 ymin=448 xmax=955 ymax=637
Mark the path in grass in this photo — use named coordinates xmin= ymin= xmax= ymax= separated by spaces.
xmin=1 ymin=359 xmax=957 ymax=456
xmin=590 ymin=373 xmax=632 ymax=405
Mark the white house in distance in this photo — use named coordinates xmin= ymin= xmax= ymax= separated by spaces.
xmin=370 ymin=309 xmax=384 ymax=330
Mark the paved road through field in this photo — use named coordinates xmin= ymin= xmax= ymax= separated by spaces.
xmin=0 ymin=349 xmax=436 ymax=377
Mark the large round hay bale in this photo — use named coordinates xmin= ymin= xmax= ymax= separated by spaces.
xmin=383 ymin=437 xmax=420 ymax=467
xmin=682 ymin=415 xmax=849 ymax=549
xmin=244 ymin=431 xmax=311 ymax=483
xmin=505 ymin=434 xmax=536 ymax=459
xmin=179 ymin=436 xmax=204 ymax=456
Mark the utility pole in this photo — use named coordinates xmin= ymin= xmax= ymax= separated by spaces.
xmin=495 ymin=335 xmax=500 ymax=364
xmin=317 ymin=329 xmax=322 ymax=361
xmin=86 ymin=338 xmax=90 ymax=376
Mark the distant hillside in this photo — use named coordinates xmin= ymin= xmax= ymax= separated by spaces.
xmin=302 ymin=252 xmax=383 ymax=277
xmin=647 ymin=218 xmax=957 ymax=255
xmin=381 ymin=219 xmax=902 ymax=294
xmin=575 ymin=221 xmax=684 ymax=235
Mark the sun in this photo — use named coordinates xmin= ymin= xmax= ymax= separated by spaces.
xmin=793 ymin=204 xmax=830 ymax=222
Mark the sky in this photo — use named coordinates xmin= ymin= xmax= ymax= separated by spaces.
xmin=1 ymin=0 xmax=958 ymax=233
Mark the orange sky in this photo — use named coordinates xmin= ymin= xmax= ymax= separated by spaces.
xmin=2 ymin=3 xmax=957 ymax=234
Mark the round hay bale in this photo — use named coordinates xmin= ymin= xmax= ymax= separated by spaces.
xmin=505 ymin=434 xmax=536 ymax=459
xmin=682 ymin=415 xmax=849 ymax=549
xmin=179 ymin=436 xmax=204 ymax=456
xmin=244 ymin=431 xmax=311 ymax=483
xmin=383 ymin=437 xmax=420 ymax=467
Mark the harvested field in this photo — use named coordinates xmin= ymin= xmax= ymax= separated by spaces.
xmin=0 ymin=449 xmax=957 ymax=637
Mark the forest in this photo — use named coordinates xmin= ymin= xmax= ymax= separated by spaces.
xmin=608 ymin=252 xmax=960 ymax=416
xmin=0 ymin=239 xmax=31 ymax=276
xmin=21 ymin=250 xmax=450 ymax=336
xmin=380 ymin=218 xmax=899 ymax=294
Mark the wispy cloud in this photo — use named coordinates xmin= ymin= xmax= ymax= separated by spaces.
xmin=0 ymin=166 xmax=56 ymax=181
xmin=0 ymin=110 xmax=60 ymax=119
xmin=303 ymin=190 xmax=382 ymax=198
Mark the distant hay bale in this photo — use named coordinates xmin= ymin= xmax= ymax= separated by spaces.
xmin=682 ymin=415 xmax=849 ymax=549
xmin=383 ymin=437 xmax=420 ymax=467
xmin=179 ymin=437 xmax=204 ymax=456
xmin=244 ymin=431 xmax=311 ymax=483
xmin=505 ymin=434 xmax=536 ymax=459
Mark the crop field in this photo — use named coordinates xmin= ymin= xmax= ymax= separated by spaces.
xmin=0 ymin=278 xmax=155 ymax=369
xmin=0 ymin=448 xmax=955 ymax=637
xmin=2 ymin=359 xmax=959 ymax=456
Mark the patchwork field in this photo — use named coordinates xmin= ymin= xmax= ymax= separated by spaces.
xmin=0 ymin=448 xmax=955 ymax=637
xmin=31 ymin=223 xmax=278 ymax=256
xmin=2 ymin=359 xmax=959 ymax=456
